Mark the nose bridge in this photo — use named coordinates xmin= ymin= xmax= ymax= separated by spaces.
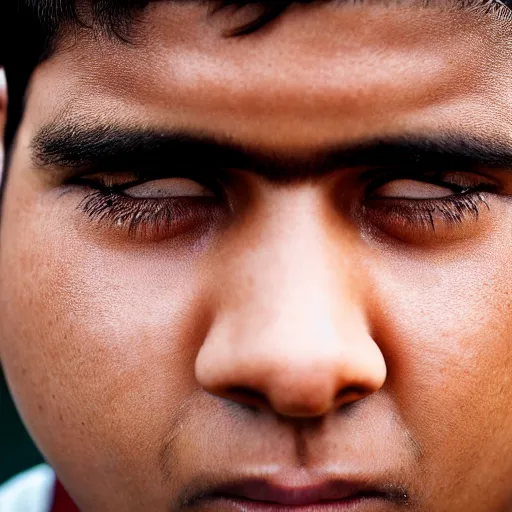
xmin=220 ymin=191 xmax=358 ymax=342
xmin=195 ymin=191 xmax=386 ymax=417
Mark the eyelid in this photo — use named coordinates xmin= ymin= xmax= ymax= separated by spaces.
xmin=124 ymin=178 xmax=216 ymax=199
xmin=70 ymin=171 xmax=142 ymax=192
xmin=91 ymin=172 xmax=140 ymax=189
xmin=372 ymin=179 xmax=455 ymax=200
xmin=72 ymin=169 xmax=226 ymax=198
xmin=78 ymin=190 xmax=226 ymax=242
xmin=363 ymin=168 xmax=500 ymax=198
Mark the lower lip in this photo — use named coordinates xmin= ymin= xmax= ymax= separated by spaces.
xmin=205 ymin=496 xmax=389 ymax=512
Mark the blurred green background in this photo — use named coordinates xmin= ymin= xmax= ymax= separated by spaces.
xmin=0 ymin=369 xmax=43 ymax=484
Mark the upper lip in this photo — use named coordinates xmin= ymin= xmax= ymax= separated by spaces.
xmin=190 ymin=473 xmax=408 ymax=508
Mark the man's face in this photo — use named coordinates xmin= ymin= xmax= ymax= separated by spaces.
xmin=1 ymin=2 xmax=512 ymax=510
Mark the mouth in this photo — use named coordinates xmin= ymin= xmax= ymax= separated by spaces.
xmin=185 ymin=477 xmax=409 ymax=511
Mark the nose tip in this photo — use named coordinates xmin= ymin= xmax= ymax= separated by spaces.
xmin=258 ymin=365 xmax=383 ymax=418
xmin=196 ymin=343 xmax=387 ymax=418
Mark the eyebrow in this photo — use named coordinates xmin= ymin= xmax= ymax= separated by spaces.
xmin=31 ymin=123 xmax=512 ymax=184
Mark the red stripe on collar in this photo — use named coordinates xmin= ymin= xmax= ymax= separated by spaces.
xmin=51 ymin=480 xmax=80 ymax=512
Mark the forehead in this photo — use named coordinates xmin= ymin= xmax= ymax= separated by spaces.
xmin=21 ymin=2 xmax=512 ymax=152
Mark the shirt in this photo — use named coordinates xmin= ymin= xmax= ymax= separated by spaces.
xmin=0 ymin=465 xmax=78 ymax=512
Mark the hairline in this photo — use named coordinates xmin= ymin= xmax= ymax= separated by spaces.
xmin=2 ymin=0 xmax=512 ymax=163
xmin=12 ymin=0 xmax=512 ymax=59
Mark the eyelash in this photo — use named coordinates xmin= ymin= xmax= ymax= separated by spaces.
xmin=364 ymin=192 xmax=489 ymax=231
xmin=79 ymin=188 xmax=224 ymax=239
xmin=73 ymin=169 xmax=497 ymax=240
xmin=361 ymin=169 xmax=496 ymax=230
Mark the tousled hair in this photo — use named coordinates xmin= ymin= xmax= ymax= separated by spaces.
xmin=1 ymin=0 xmax=511 ymax=157
xmin=0 ymin=0 xmax=311 ymax=152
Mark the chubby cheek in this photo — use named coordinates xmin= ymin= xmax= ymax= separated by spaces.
xmin=371 ymin=237 xmax=512 ymax=506
xmin=0 ymin=206 xmax=212 ymax=505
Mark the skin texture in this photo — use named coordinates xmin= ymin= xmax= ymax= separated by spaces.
xmin=2 ymin=2 xmax=512 ymax=510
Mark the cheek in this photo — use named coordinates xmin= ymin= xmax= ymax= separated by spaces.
xmin=0 ymin=203 xmax=212 ymax=495
xmin=370 ymin=237 xmax=512 ymax=492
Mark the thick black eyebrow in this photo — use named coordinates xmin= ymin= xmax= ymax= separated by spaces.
xmin=31 ymin=124 xmax=512 ymax=184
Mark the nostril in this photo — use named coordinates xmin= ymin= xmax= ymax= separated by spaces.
xmin=335 ymin=386 xmax=369 ymax=408
xmin=226 ymin=387 xmax=269 ymax=410
xmin=225 ymin=385 xmax=370 ymax=414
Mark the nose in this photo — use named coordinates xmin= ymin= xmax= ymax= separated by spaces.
xmin=195 ymin=192 xmax=387 ymax=418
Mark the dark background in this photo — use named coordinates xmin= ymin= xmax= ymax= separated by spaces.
xmin=0 ymin=369 xmax=43 ymax=484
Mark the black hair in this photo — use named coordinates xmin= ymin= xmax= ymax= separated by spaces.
xmin=1 ymin=1 xmax=317 ymax=153
xmin=1 ymin=0 xmax=511 ymax=155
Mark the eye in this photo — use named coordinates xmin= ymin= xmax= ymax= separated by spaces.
xmin=372 ymin=179 xmax=458 ymax=200
xmin=361 ymin=170 xmax=500 ymax=244
xmin=73 ymin=172 xmax=227 ymax=242
xmin=123 ymin=178 xmax=216 ymax=199
xmin=366 ymin=171 xmax=491 ymax=200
